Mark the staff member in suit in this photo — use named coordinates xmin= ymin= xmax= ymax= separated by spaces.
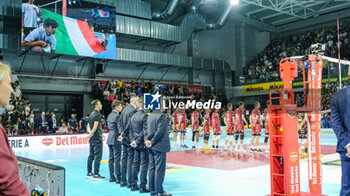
xmin=107 ymin=100 xmax=123 ymax=183
xmin=145 ymin=98 xmax=172 ymax=196
xmin=48 ymin=113 xmax=58 ymax=133
xmin=118 ymin=94 xmax=139 ymax=188
xmin=86 ymin=99 xmax=105 ymax=180
xmin=0 ymin=62 xmax=29 ymax=195
xmin=37 ymin=111 xmax=48 ymax=133
xmin=130 ymin=98 xmax=151 ymax=193
xmin=332 ymin=83 xmax=350 ymax=196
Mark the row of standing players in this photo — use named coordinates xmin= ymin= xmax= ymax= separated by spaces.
xmin=85 ymin=95 xmax=172 ymax=196
xmin=171 ymin=101 xmax=271 ymax=153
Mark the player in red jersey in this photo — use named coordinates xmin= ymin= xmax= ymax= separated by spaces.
xmin=212 ymin=109 xmax=221 ymax=150
xmin=179 ymin=109 xmax=188 ymax=148
xmin=234 ymin=101 xmax=248 ymax=152
xmin=298 ymin=112 xmax=308 ymax=155
xmin=250 ymin=101 xmax=262 ymax=152
xmin=202 ymin=109 xmax=211 ymax=147
xmin=224 ymin=103 xmax=235 ymax=151
xmin=263 ymin=100 xmax=270 ymax=154
xmin=172 ymin=107 xmax=180 ymax=148
xmin=191 ymin=109 xmax=200 ymax=149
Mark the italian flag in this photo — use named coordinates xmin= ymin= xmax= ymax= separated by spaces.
xmin=97 ymin=9 xmax=109 ymax=18
xmin=42 ymin=8 xmax=105 ymax=57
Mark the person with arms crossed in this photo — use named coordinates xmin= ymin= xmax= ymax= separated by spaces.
xmin=86 ymin=99 xmax=105 ymax=180
xmin=0 ymin=62 xmax=29 ymax=195
xmin=107 ymin=100 xmax=123 ymax=183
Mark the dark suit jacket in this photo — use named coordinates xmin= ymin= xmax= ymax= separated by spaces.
xmin=37 ymin=116 xmax=47 ymax=128
xmin=331 ymin=86 xmax=350 ymax=153
xmin=48 ymin=118 xmax=58 ymax=131
xmin=130 ymin=110 xmax=148 ymax=148
xmin=107 ymin=110 xmax=120 ymax=145
xmin=118 ymin=104 xmax=137 ymax=144
xmin=145 ymin=110 xmax=170 ymax=153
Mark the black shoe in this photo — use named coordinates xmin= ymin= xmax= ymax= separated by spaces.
xmin=131 ymin=186 xmax=138 ymax=191
xmin=127 ymin=183 xmax=132 ymax=189
xmin=116 ymin=179 xmax=121 ymax=184
xmin=109 ymin=177 xmax=116 ymax=182
xmin=140 ymin=187 xmax=151 ymax=193
xmin=86 ymin=173 xmax=93 ymax=179
xmin=150 ymin=191 xmax=156 ymax=196
xmin=120 ymin=182 xmax=127 ymax=187
xmin=93 ymin=174 xmax=105 ymax=181
xmin=158 ymin=192 xmax=172 ymax=196
xmin=183 ymin=144 xmax=188 ymax=148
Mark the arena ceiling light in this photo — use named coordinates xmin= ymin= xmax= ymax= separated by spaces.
xmin=230 ymin=0 xmax=239 ymax=5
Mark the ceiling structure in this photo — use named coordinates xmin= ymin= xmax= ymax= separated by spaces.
xmin=199 ymin=0 xmax=350 ymax=27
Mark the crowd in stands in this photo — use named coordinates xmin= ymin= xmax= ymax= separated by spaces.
xmin=0 ymin=72 xmax=93 ymax=136
xmin=244 ymin=22 xmax=350 ymax=85
xmin=93 ymin=79 xmax=227 ymax=118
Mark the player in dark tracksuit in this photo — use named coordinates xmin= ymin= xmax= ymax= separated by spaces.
xmin=129 ymin=98 xmax=151 ymax=193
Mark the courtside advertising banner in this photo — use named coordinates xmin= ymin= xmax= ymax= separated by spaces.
xmin=9 ymin=133 xmax=108 ymax=149
xmin=21 ymin=1 xmax=116 ymax=59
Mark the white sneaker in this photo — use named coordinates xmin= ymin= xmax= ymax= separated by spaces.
xmin=265 ymin=149 xmax=270 ymax=154
xmin=225 ymin=146 xmax=229 ymax=150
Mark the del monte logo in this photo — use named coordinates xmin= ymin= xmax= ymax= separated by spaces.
xmin=42 ymin=138 xmax=53 ymax=146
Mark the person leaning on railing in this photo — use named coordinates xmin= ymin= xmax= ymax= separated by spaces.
xmin=0 ymin=61 xmax=29 ymax=195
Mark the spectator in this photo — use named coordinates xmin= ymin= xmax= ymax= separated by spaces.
xmin=24 ymin=102 xmax=31 ymax=116
xmin=68 ymin=113 xmax=78 ymax=133
xmin=29 ymin=110 xmax=34 ymax=128
xmin=37 ymin=111 xmax=48 ymax=134
xmin=5 ymin=101 xmax=15 ymax=114
xmin=17 ymin=100 xmax=25 ymax=113
xmin=48 ymin=113 xmax=58 ymax=133
xmin=5 ymin=116 xmax=13 ymax=134
xmin=10 ymin=71 xmax=18 ymax=84
xmin=57 ymin=123 xmax=69 ymax=134
xmin=79 ymin=114 xmax=89 ymax=133
xmin=0 ymin=105 xmax=5 ymax=117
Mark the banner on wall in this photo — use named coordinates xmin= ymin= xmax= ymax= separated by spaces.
xmin=243 ymin=75 xmax=350 ymax=94
xmin=9 ymin=133 xmax=108 ymax=149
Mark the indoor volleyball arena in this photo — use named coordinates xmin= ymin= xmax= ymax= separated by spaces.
xmin=0 ymin=0 xmax=350 ymax=196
